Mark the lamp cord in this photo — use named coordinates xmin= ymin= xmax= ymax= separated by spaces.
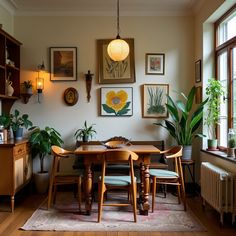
xmin=116 ymin=0 xmax=120 ymax=38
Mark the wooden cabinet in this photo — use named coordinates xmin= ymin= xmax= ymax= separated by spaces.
xmin=0 ymin=139 xmax=32 ymax=212
xmin=0 ymin=28 xmax=22 ymax=114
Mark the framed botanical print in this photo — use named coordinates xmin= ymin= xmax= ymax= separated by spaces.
xmin=145 ymin=53 xmax=165 ymax=75
xmin=50 ymin=47 xmax=77 ymax=81
xmin=142 ymin=84 xmax=169 ymax=118
xmin=100 ymin=87 xmax=133 ymax=116
xmin=97 ymin=38 xmax=135 ymax=84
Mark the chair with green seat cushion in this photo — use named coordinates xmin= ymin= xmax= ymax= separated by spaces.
xmin=48 ymin=146 xmax=83 ymax=211
xmin=150 ymin=145 xmax=186 ymax=212
xmin=97 ymin=150 xmax=139 ymax=223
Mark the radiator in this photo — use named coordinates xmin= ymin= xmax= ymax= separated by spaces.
xmin=201 ymin=162 xmax=236 ymax=225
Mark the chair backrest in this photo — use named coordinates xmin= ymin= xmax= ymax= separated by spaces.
xmin=51 ymin=145 xmax=74 ymax=172
xmin=101 ymin=150 xmax=139 ymax=179
xmin=161 ymin=145 xmax=183 ymax=175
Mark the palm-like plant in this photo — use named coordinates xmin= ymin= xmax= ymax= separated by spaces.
xmin=154 ymin=86 xmax=208 ymax=145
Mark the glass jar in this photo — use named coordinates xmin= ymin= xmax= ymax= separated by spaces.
xmin=0 ymin=125 xmax=4 ymax=141
xmin=228 ymin=128 xmax=236 ymax=148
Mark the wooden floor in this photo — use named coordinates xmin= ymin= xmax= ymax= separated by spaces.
xmin=0 ymin=189 xmax=235 ymax=236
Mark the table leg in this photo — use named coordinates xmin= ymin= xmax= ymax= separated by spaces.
xmin=139 ymin=162 xmax=150 ymax=215
xmin=85 ymin=163 xmax=93 ymax=215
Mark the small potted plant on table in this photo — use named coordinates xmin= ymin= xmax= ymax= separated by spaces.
xmin=74 ymin=121 xmax=96 ymax=143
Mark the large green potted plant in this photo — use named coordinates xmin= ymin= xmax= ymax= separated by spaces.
xmin=10 ymin=109 xmax=33 ymax=139
xmin=205 ymin=78 xmax=225 ymax=150
xmin=154 ymin=86 xmax=208 ymax=160
xmin=29 ymin=126 xmax=63 ymax=193
xmin=74 ymin=121 xmax=96 ymax=142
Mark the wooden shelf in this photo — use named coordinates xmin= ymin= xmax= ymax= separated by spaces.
xmin=20 ymin=93 xmax=33 ymax=104
xmin=0 ymin=28 xmax=22 ymax=114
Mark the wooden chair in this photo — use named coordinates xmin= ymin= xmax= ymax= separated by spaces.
xmin=48 ymin=146 xmax=83 ymax=211
xmin=149 ymin=145 xmax=186 ymax=212
xmin=97 ymin=150 xmax=139 ymax=223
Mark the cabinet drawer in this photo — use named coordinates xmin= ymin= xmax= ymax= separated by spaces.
xmin=14 ymin=144 xmax=26 ymax=157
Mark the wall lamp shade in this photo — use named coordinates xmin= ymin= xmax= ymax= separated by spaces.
xmin=36 ymin=77 xmax=44 ymax=93
xmin=107 ymin=0 xmax=129 ymax=62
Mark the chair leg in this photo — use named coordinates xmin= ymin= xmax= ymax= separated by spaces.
xmin=177 ymin=185 xmax=181 ymax=204
xmin=132 ymin=183 xmax=137 ymax=222
xmin=152 ymin=177 xmax=156 ymax=213
xmin=53 ymin=185 xmax=57 ymax=204
xmin=98 ymin=182 xmax=104 ymax=223
xmin=47 ymin=179 xmax=54 ymax=209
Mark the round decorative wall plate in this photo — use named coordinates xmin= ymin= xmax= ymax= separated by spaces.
xmin=64 ymin=87 xmax=78 ymax=106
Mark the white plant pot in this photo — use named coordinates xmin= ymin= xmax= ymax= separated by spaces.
xmin=34 ymin=172 xmax=49 ymax=194
xmin=182 ymin=145 xmax=192 ymax=161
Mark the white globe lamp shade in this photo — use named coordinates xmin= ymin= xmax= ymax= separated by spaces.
xmin=107 ymin=38 xmax=129 ymax=61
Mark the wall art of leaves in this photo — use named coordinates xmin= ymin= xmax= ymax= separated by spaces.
xmin=100 ymin=87 xmax=133 ymax=116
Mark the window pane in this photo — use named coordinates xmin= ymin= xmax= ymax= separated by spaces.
xmin=217 ymin=9 xmax=236 ymax=46
xmin=218 ymin=52 xmax=228 ymax=146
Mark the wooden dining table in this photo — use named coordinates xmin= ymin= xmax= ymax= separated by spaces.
xmin=74 ymin=144 xmax=160 ymax=215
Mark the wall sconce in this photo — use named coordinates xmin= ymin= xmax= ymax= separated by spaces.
xmin=85 ymin=70 xmax=94 ymax=102
xmin=36 ymin=61 xmax=45 ymax=103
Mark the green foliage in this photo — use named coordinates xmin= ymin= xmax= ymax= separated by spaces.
xmin=102 ymin=102 xmax=131 ymax=116
xmin=154 ymin=86 xmax=208 ymax=145
xmin=147 ymin=87 xmax=165 ymax=114
xmin=74 ymin=121 xmax=96 ymax=142
xmin=22 ymin=80 xmax=33 ymax=88
xmin=0 ymin=113 xmax=11 ymax=129
xmin=10 ymin=109 xmax=33 ymax=132
xmin=29 ymin=126 xmax=63 ymax=173
xmin=228 ymin=138 xmax=236 ymax=148
xmin=205 ymin=78 xmax=225 ymax=139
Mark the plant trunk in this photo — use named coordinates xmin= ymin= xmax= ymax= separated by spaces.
xmin=39 ymin=154 xmax=45 ymax=173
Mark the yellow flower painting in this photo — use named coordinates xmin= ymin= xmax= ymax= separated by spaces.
xmin=101 ymin=87 xmax=133 ymax=116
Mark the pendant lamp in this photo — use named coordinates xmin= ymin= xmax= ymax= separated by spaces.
xmin=107 ymin=0 xmax=129 ymax=61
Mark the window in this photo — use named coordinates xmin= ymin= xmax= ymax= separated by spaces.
xmin=215 ymin=5 xmax=236 ymax=147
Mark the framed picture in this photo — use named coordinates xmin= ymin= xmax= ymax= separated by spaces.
xmin=100 ymin=87 xmax=133 ymax=116
xmin=50 ymin=47 xmax=77 ymax=81
xmin=142 ymin=84 xmax=169 ymax=118
xmin=97 ymin=38 xmax=135 ymax=84
xmin=195 ymin=60 xmax=201 ymax=83
xmin=145 ymin=53 xmax=165 ymax=75
xmin=195 ymin=86 xmax=202 ymax=104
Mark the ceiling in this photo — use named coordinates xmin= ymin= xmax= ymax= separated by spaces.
xmin=1 ymin=0 xmax=205 ymax=16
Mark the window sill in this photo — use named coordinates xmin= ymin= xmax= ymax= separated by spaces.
xmin=201 ymin=149 xmax=236 ymax=164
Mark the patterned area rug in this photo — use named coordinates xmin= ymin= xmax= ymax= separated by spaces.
xmin=21 ymin=192 xmax=206 ymax=232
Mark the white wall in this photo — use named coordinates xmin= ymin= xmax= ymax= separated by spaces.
xmin=0 ymin=4 xmax=13 ymax=34
xmin=12 ymin=15 xmax=194 ymax=149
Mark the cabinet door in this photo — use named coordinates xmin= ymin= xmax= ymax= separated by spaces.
xmin=14 ymin=156 xmax=24 ymax=190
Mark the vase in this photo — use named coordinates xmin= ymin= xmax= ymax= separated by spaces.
xmin=13 ymin=128 xmax=23 ymax=140
xmin=7 ymin=81 xmax=14 ymax=96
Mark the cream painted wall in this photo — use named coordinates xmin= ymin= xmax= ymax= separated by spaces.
xmin=12 ymin=15 xmax=194 ymax=149
xmin=0 ymin=5 xmax=13 ymax=34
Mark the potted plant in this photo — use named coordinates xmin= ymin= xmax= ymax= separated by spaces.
xmin=227 ymin=138 xmax=235 ymax=157
xmin=205 ymin=78 xmax=225 ymax=150
xmin=10 ymin=109 xmax=33 ymax=140
xmin=0 ymin=113 xmax=11 ymax=141
xmin=29 ymin=126 xmax=63 ymax=193
xmin=154 ymin=86 xmax=208 ymax=160
xmin=74 ymin=121 xmax=96 ymax=142
xmin=22 ymin=80 xmax=33 ymax=94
